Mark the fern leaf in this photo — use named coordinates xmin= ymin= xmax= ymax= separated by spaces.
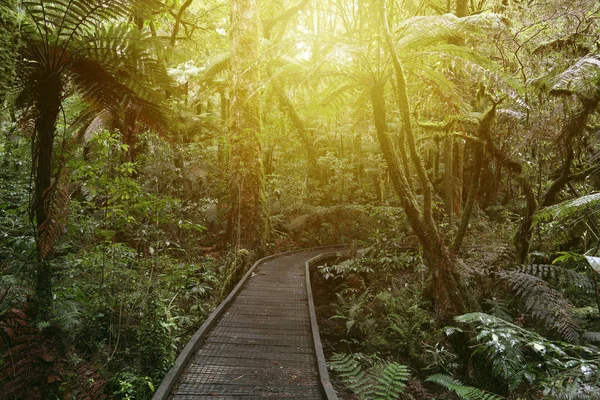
xmin=499 ymin=270 xmax=580 ymax=341
xmin=550 ymin=54 xmax=600 ymax=100
xmin=374 ymin=362 xmax=409 ymax=400
xmin=328 ymin=353 xmax=409 ymax=400
xmin=38 ymin=161 xmax=70 ymax=260
xmin=426 ymin=374 xmax=503 ymax=400
xmin=513 ymin=264 xmax=594 ymax=291
xmin=581 ymin=332 xmax=600 ymax=343
xmin=534 ymin=192 xmax=600 ymax=225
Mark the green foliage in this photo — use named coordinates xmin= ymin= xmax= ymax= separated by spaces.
xmin=138 ymin=291 xmax=174 ymax=391
xmin=499 ymin=269 xmax=581 ymax=341
xmin=455 ymin=312 xmax=600 ymax=397
xmin=328 ymin=352 xmax=409 ymax=400
xmin=550 ymin=54 xmax=600 ymax=100
xmin=425 ymin=373 xmax=503 ymax=400
xmin=0 ymin=0 xmax=20 ymax=104
xmin=320 ymin=248 xmax=433 ymax=359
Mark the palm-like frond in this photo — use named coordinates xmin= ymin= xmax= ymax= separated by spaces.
xmin=550 ymin=54 xmax=600 ymax=100
xmin=425 ymin=374 xmax=503 ymax=400
xmin=499 ymin=270 xmax=580 ymax=341
xmin=513 ymin=264 xmax=594 ymax=291
xmin=535 ymin=193 xmax=600 ymax=225
xmin=22 ymin=0 xmax=163 ymax=46
xmin=393 ymin=13 xmax=505 ymax=51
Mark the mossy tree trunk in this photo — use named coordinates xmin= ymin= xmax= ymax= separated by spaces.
xmin=227 ymin=0 xmax=269 ymax=251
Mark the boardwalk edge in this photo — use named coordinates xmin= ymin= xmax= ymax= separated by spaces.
xmin=305 ymin=249 xmax=355 ymax=400
xmin=152 ymin=244 xmax=349 ymax=400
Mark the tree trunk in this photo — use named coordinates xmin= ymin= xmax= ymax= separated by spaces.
xmin=33 ymin=74 xmax=61 ymax=320
xmin=371 ymin=84 xmax=466 ymax=322
xmin=227 ymin=0 xmax=269 ymax=251
xmin=456 ymin=0 xmax=468 ymax=17
xmin=444 ymin=133 xmax=454 ymax=222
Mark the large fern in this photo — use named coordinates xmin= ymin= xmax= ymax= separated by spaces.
xmin=550 ymin=54 xmax=600 ymax=100
xmin=511 ymin=264 xmax=594 ymax=291
xmin=455 ymin=312 xmax=600 ymax=397
xmin=328 ymin=353 xmax=409 ymax=400
xmin=425 ymin=374 xmax=503 ymax=400
xmin=499 ymin=269 xmax=581 ymax=341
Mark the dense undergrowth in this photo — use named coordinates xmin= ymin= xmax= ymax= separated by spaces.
xmin=314 ymin=239 xmax=600 ymax=399
xmin=0 ymin=128 xmax=393 ymax=399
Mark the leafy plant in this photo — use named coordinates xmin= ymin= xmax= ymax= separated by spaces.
xmin=454 ymin=312 xmax=600 ymax=397
xmin=328 ymin=352 xmax=409 ymax=400
xmin=499 ymin=269 xmax=581 ymax=341
xmin=426 ymin=373 xmax=503 ymax=400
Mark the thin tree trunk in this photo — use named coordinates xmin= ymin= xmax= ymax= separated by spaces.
xmin=456 ymin=0 xmax=468 ymax=17
xmin=452 ymin=105 xmax=497 ymax=252
xmin=444 ymin=133 xmax=454 ymax=222
xmin=227 ymin=0 xmax=269 ymax=251
xmin=33 ymin=74 xmax=61 ymax=320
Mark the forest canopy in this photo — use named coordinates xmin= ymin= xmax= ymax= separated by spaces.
xmin=1 ymin=0 xmax=600 ymax=398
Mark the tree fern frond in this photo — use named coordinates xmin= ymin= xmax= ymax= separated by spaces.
xmin=76 ymin=23 xmax=172 ymax=98
xmin=513 ymin=264 xmax=594 ymax=291
xmin=550 ymin=54 xmax=600 ymax=100
xmin=394 ymin=13 xmax=505 ymax=52
xmin=394 ymin=14 xmax=465 ymax=50
xmin=499 ymin=270 xmax=580 ymax=341
xmin=534 ymin=193 xmax=600 ymax=225
xmin=38 ymin=159 xmax=70 ymax=260
xmin=581 ymin=332 xmax=600 ymax=343
xmin=69 ymin=58 xmax=168 ymax=131
xmin=426 ymin=374 xmax=503 ymax=400
xmin=406 ymin=44 xmax=527 ymax=108
xmin=455 ymin=312 xmax=600 ymax=396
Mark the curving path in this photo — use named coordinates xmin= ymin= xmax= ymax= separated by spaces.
xmin=153 ymin=247 xmax=348 ymax=400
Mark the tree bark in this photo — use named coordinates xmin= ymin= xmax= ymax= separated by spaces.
xmin=33 ymin=73 xmax=62 ymax=320
xmin=452 ymin=105 xmax=497 ymax=252
xmin=227 ymin=0 xmax=269 ymax=251
xmin=456 ymin=0 xmax=468 ymax=17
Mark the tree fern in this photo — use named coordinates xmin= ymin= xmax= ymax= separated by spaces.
xmin=550 ymin=54 xmax=600 ymax=100
xmin=328 ymin=353 xmax=409 ymax=400
xmin=499 ymin=270 xmax=580 ymax=341
xmin=581 ymin=332 xmax=600 ymax=343
xmin=425 ymin=373 xmax=503 ymax=400
xmin=511 ymin=264 xmax=594 ymax=291
xmin=38 ymin=158 xmax=70 ymax=261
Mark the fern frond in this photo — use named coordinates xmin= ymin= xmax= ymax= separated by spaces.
xmin=550 ymin=54 xmax=600 ymax=100
xmin=499 ymin=270 xmax=580 ymax=341
xmin=455 ymin=312 xmax=600 ymax=396
xmin=581 ymin=332 xmax=600 ymax=343
xmin=38 ymin=160 xmax=70 ymax=260
xmin=328 ymin=353 xmax=374 ymax=398
xmin=426 ymin=374 xmax=503 ymax=400
xmin=513 ymin=264 xmax=594 ymax=291
xmin=394 ymin=14 xmax=465 ymax=50
xmin=328 ymin=353 xmax=409 ymax=400
xmin=535 ymin=193 xmax=600 ymax=225
xmin=374 ymin=362 xmax=409 ymax=400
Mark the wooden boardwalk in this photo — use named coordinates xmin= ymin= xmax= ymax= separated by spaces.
xmin=153 ymin=248 xmax=346 ymax=400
